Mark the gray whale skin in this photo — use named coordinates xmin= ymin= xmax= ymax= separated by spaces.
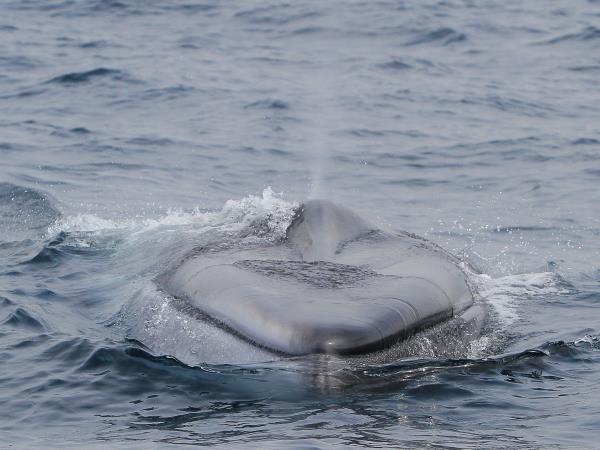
xmin=163 ymin=200 xmax=478 ymax=356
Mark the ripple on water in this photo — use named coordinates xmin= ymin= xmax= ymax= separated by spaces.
xmin=45 ymin=68 xmax=136 ymax=85
xmin=405 ymin=27 xmax=467 ymax=46
xmin=244 ymin=98 xmax=290 ymax=110
xmin=543 ymin=26 xmax=600 ymax=44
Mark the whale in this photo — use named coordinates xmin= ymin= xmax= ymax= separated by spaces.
xmin=161 ymin=199 xmax=482 ymax=356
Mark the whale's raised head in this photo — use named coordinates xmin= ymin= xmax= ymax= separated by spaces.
xmin=163 ymin=200 xmax=476 ymax=356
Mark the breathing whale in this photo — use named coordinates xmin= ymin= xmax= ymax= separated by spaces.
xmin=162 ymin=199 xmax=481 ymax=356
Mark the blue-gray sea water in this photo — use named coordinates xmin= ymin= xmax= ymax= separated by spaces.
xmin=1 ymin=1 xmax=600 ymax=448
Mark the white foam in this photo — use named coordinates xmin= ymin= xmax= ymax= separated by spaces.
xmin=460 ymin=270 xmax=569 ymax=358
xmin=48 ymin=213 xmax=124 ymax=234
xmin=47 ymin=187 xmax=297 ymax=238
xmin=472 ymin=271 xmax=569 ymax=325
xmin=468 ymin=335 xmax=493 ymax=358
xmin=220 ymin=186 xmax=298 ymax=240
xmin=574 ymin=335 xmax=599 ymax=348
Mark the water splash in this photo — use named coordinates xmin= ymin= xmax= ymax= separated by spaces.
xmin=47 ymin=187 xmax=297 ymax=238
xmin=473 ymin=271 xmax=570 ymax=325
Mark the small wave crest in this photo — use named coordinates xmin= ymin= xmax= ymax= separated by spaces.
xmin=543 ymin=26 xmax=600 ymax=44
xmin=406 ymin=27 xmax=467 ymax=46
xmin=46 ymin=68 xmax=135 ymax=85
xmin=1 ymin=306 xmax=46 ymax=331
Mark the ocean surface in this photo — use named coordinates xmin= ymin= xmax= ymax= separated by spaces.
xmin=1 ymin=1 xmax=600 ymax=448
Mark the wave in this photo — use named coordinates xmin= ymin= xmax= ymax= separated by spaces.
xmin=108 ymin=85 xmax=196 ymax=106
xmin=568 ymin=65 xmax=600 ymax=73
xmin=46 ymin=68 xmax=134 ymax=85
xmin=1 ymin=306 xmax=46 ymax=331
xmin=406 ymin=27 xmax=467 ymax=46
xmin=244 ymin=99 xmax=289 ymax=110
xmin=543 ymin=26 xmax=600 ymax=44
xmin=0 ymin=55 xmax=42 ymax=70
xmin=0 ymin=183 xmax=60 ymax=242
xmin=21 ymin=231 xmax=111 ymax=267
xmin=234 ymin=7 xmax=320 ymax=26
xmin=78 ymin=40 xmax=113 ymax=49
xmin=377 ymin=59 xmax=412 ymax=70
xmin=573 ymin=138 xmax=600 ymax=145
xmin=461 ymin=94 xmax=556 ymax=118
